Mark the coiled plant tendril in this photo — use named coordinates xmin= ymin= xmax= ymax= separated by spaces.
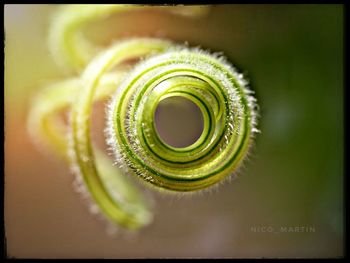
xmin=28 ymin=4 xmax=260 ymax=231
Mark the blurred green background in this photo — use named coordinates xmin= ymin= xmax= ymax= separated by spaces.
xmin=4 ymin=4 xmax=343 ymax=258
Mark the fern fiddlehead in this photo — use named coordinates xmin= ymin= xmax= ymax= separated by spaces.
xmin=28 ymin=4 xmax=259 ymax=231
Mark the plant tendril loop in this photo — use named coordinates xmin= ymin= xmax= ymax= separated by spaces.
xmin=28 ymin=4 xmax=259 ymax=231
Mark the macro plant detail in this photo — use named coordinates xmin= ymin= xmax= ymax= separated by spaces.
xmin=28 ymin=4 xmax=260 ymax=231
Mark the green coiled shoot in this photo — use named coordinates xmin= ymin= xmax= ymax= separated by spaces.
xmin=28 ymin=4 xmax=259 ymax=232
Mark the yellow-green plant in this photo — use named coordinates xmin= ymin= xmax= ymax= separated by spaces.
xmin=28 ymin=4 xmax=259 ymax=231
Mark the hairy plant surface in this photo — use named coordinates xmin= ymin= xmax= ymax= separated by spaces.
xmin=28 ymin=4 xmax=260 ymax=230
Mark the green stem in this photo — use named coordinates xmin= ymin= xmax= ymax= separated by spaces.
xmin=28 ymin=5 xmax=259 ymax=231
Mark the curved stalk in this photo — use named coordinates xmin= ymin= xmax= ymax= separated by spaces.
xmin=28 ymin=4 xmax=259 ymax=230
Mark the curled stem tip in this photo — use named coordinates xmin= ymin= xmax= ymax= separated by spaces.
xmin=28 ymin=4 xmax=259 ymax=230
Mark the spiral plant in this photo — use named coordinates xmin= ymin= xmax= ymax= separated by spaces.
xmin=28 ymin=4 xmax=260 ymax=231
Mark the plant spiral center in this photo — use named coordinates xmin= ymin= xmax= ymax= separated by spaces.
xmin=154 ymin=96 xmax=204 ymax=148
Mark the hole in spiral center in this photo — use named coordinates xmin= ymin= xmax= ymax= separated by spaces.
xmin=154 ymin=96 xmax=204 ymax=148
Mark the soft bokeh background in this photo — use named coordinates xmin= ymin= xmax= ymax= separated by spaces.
xmin=4 ymin=4 xmax=343 ymax=258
